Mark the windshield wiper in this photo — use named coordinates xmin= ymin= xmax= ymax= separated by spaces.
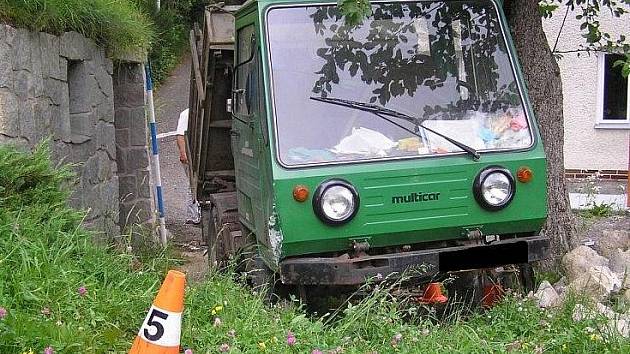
xmin=310 ymin=96 xmax=481 ymax=161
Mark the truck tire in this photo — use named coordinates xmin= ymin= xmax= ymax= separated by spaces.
xmin=202 ymin=205 xmax=223 ymax=269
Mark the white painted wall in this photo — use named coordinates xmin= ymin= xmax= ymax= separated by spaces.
xmin=543 ymin=8 xmax=630 ymax=171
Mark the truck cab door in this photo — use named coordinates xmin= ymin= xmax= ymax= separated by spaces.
xmin=232 ymin=24 xmax=266 ymax=244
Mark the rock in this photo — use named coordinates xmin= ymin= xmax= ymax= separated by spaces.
xmin=599 ymin=230 xmax=630 ymax=259
xmin=534 ymin=281 xmax=560 ymax=308
xmin=553 ymin=277 xmax=567 ymax=295
xmin=573 ymin=303 xmax=629 ymax=338
xmin=562 ymin=246 xmax=609 ymax=281
xmin=609 ymin=248 xmax=630 ymax=288
xmin=567 ymin=266 xmax=621 ymax=302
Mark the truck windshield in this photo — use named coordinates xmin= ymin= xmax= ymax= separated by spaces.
xmin=266 ymin=1 xmax=533 ymax=167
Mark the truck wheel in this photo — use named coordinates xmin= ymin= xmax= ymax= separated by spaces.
xmin=519 ymin=263 xmax=536 ymax=293
xmin=202 ymin=205 xmax=221 ymax=269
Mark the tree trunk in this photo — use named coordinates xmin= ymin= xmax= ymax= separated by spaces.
xmin=504 ymin=0 xmax=575 ymax=265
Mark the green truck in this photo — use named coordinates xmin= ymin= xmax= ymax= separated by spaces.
xmin=186 ymin=0 xmax=549 ymax=293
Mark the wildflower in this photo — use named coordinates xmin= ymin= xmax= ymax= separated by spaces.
xmin=55 ymin=320 xmax=63 ymax=326
xmin=329 ymin=346 xmax=344 ymax=354
xmin=213 ymin=317 xmax=222 ymax=327
xmin=211 ymin=305 xmax=224 ymax=316
xmin=271 ymin=336 xmax=278 ymax=344
xmin=219 ymin=344 xmax=230 ymax=352
xmin=41 ymin=307 xmax=51 ymax=317
xmin=391 ymin=333 xmax=403 ymax=346
xmin=421 ymin=328 xmax=430 ymax=336
xmin=375 ymin=273 xmax=383 ymax=281
xmin=258 ymin=342 xmax=266 ymax=351
xmin=589 ymin=333 xmax=602 ymax=341
xmin=44 ymin=347 xmax=54 ymax=354
xmin=78 ymin=286 xmax=87 ymax=297
xmin=311 ymin=350 xmax=323 ymax=354
xmin=286 ymin=331 xmax=296 ymax=346
xmin=126 ymin=245 xmax=133 ymax=253
xmin=584 ymin=326 xmax=595 ymax=333
xmin=227 ymin=329 xmax=236 ymax=337
xmin=184 ymin=349 xmax=193 ymax=354
xmin=0 ymin=307 xmax=6 ymax=319
xmin=21 ymin=350 xmax=34 ymax=354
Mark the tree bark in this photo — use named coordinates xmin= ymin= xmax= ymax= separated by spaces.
xmin=504 ymin=0 xmax=575 ymax=265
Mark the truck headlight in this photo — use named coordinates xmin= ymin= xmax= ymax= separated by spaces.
xmin=313 ymin=179 xmax=359 ymax=225
xmin=473 ymin=166 xmax=516 ymax=211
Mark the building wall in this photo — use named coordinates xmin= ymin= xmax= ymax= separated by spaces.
xmin=0 ymin=24 xmax=152 ymax=240
xmin=543 ymin=9 xmax=629 ymax=175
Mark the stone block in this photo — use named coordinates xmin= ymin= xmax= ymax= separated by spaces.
xmin=44 ymin=78 xmax=65 ymax=105
xmin=51 ymin=140 xmax=73 ymax=164
xmin=128 ymin=147 xmax=149 ymax=169
xmin=33 ymin=98 xmax=52 ymax=142
xmin=0 ymin=89 xmax=19 ymax=137
xmin=95 ymin=66 xmax=113 ymax=98
xmin=114 ymin=108 xmax=131 ymax=129
xmin=17 ymin=99 xmax=35 ymax=143
xmin=67 ymin=62 xmax=90 ymax=114
xmin=95 ymin=121 xmax=116 ymax=159
xmin=115 ymin=146 xmax=128 ymax=173
xmin=69 ymin=112 xmax=96 ymax=139
xmin=12 ymin=28 xmax=32 ymax=71
xmin=0 ymin=42 xmax=13 ymax=89
xmin=60 ymin=32 xmax=93 ymax=60
xmin=39 ymin=32 xmax=62 ymax=80
xmin=104 ymin=58 xmax=114 ymax=75
xmin=82 ymin=150 xmax=113 ymax=186
xmin=130 ymin=111 xmax=148 ymax=146
xmin=58 ymin=57 xmax=68 ymax=82
xmin=599 ymin=230 xmax=630 ymax=259
xmin=119 ymin=175 xmax=138 ymax=201
xmin=15 ymin=69 xmax=43 ymax=99
xmin=96 ymin=100 xmax=114 ymax=123
xmin=138 ymin=169 xmax=152 ymax=199
xmin=115 ymin=128 xmax=130 ymax=148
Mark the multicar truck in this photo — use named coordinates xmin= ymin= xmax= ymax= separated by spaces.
xmin=186 ymin=0 xmax=549 ymax=294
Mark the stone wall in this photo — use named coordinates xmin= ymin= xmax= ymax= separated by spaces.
xmin=0 ymin=24 xmax=152 ymax=240
xmin=113 ymin=64 xmax=153 ymax=227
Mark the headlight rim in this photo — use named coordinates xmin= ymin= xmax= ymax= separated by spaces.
xmin=473 ymin=166 xmax=516 ymax=211
xmin=312 ymin=178 xmax=360 ymax=225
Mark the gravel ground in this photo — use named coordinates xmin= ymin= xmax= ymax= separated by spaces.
xmin=153 ymin=53 xmax=207 ymax=280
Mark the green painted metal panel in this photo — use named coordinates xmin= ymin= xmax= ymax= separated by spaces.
xmin=231 ymin=0 xmax=548 ymax=264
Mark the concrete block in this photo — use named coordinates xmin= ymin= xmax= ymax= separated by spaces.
xmin=0 ymin=89 xmax=19 ymax=137
xmin=60 ymin=32 xmax=93 ymax=60
xmin=69 ymin=112 xmax=96 ymax=140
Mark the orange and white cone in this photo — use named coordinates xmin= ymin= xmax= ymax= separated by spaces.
xmin=129 ymin=270 xmax=186 ymax=354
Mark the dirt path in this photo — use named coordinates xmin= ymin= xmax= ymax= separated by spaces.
xmin=153 ymin=53 xmax=207 ymax=282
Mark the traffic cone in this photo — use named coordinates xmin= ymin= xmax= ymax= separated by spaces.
xmin=129 ymin=270 xmax=186 ymax=354
xmin=418 ymin=282 xmax=448 ymax=304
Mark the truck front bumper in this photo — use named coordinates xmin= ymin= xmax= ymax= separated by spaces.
xmin=279 ymin=235 xmax=550 ymax=285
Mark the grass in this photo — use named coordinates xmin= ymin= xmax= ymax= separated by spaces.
xmin=0 ymin=0 xmax=154 ymax=56
xmin=1 ymin=144 xmax=628 ymax=353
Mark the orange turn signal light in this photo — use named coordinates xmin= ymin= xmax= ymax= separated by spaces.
xmin=517 ymin=166 xmax=533 ymax=183
xmin=293 ymin=185 xmax=309 ymax=202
